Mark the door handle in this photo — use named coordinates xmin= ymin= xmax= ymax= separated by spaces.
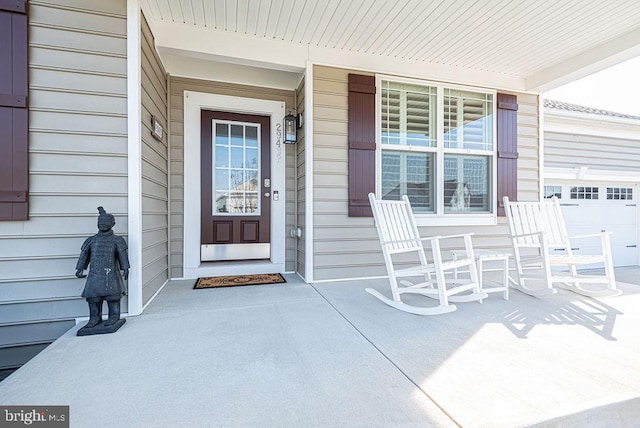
xmin=263 ymin=192 xmax=270 ymax=198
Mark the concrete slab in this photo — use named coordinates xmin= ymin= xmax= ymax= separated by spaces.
xmin=312 ymin=275 xmax=640 ymax=427
xmin=2 ymin=270 xmax=640 ymax=427
xmin=0 ymin=275 xmax=454 ymax=427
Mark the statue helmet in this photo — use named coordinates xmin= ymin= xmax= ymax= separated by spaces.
xmin=97 ymin=206 xmax=115 ymax=225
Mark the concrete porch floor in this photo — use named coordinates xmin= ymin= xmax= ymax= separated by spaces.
xmin=1 ymin=268 xmax=640 ymax=427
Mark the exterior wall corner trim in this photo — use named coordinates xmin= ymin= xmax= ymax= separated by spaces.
xmin=127 ymin=0 xmax=143 ymax=316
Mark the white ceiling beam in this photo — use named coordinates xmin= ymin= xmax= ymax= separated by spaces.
xmin=308 ymin=46 xmax=527 ymax=92
xmin=526 ymin=27 xmax=640 ymax=92
xmin=161 ymin=53 xmax=302 ymax=90
xmin=152 ymin=20 xmax=529 ymax=91
xmin=153 ymin=21 xmax=308 ymax=72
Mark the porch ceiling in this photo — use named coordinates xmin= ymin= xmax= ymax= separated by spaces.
xmin=142 ymin=0 xmax=640 ymax=91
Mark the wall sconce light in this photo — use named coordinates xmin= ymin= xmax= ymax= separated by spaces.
xmin=284 ymin=113 xmax=297 ymax=144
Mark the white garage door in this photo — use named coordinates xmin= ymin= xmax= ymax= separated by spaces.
xmin=545 ymin=184 xmax=638 ymax=267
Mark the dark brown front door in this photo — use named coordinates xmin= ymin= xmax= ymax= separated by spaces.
xmin=201 ymin=110 xmax=271 ymax=261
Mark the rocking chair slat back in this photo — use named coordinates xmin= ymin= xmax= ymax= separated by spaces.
xmin=375 ymin=196 xmax=422 ymax=254
xmin=506 ymin=199 xmax=570 ymax=246
xmin=503 ymin=196 xmax=619 ymax=298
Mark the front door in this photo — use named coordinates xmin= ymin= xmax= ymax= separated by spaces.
xmin=201 ymin=110 xmax=271 ymax=261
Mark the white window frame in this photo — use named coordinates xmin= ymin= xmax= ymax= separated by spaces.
xmin=375 ymin=74 xmax=498 ymax=226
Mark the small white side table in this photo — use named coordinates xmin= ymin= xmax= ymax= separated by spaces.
xmin=451 ymin=249 xmax=510 ymax=300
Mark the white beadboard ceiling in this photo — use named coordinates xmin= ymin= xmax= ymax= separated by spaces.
xmin=142 ymin=0 xmax=640 ymax=91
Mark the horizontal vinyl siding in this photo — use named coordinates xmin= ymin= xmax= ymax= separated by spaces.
xmin=0 ymin=0 xmax=128 ymax=359
xmin=168 ymin=77 xmax=295 ymax=278
xmin=141 ymin=14 xmax=169 ymax=304
xmin=514 ymin=93 xmax=541 ymax=202
xmin=311 ymin=65 xmax=540 ymax=281
xmin=312 ymin=65 xmax=372 ymax=281
xmin=285 ymin=144 xmax=297 ymax=272
xmin=545 ymin=131 xmax=640 ymax=171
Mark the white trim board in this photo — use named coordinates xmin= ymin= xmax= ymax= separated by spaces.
xmin=304 ymin=62 xmax=314 ymax=283
xmin=127 ymin=0 xmax=143 ymax=316
xmin=160 ymin=52 xmax=302 ymax=91
xmin=545 ymin=167 xmax=640 ymax=183
xmin=545 ymin=109 xmax=640 ymax=140
xmin=183 ymin=91 xmax=286 ymax=279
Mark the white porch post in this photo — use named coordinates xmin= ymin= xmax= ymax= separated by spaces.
xmin=127 ymin=0 xmax=143 ymax=316
xmin=304 ymin=61 xmax=314 ymax=283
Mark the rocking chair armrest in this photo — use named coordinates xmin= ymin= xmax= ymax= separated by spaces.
xmin=420 ymin=233 xmax=475 ymax=241
xmin=379 ymin=233 xmax=474 ymax=247
xmin=567 ymin=231 xmax=612 ymax=240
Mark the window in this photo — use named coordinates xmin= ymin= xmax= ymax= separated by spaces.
xmin=570 ymin=186 xmax=598 ymax=200
xmin=380 ymin=79 xmax=495 ymax=216
xmin=607 ymin=187 xmax=633 ymax=200
xmin=213 ymin=122 xmax=260 ymax=214
xmin=544 ymin=185 xmax=562 ymax=199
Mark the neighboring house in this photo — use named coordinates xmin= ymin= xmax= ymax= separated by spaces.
xmin=2 ymin=0 xmax=640 ymax=372
xmin=544 ymin=100 xmax=640 ymax=267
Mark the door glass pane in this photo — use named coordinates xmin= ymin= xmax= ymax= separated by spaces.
xmin=215 ymin=192 xmax=229 ymax=213
xmin=215 ymin=146 xmax=228 ymax=168
xmin=230 ymin=169 xmax=244 ymax=189
xmin=245 ymin=147 xmax=258 ymax=168
xmin=230 ymin=125 xmax=243 ymax=145
xmin=244 ymin=170 xmax=258 ymax=189
xmin=245 ymin=126 xmax=258 ymax=147
xmin=213 ymin=121 xmax=261 ymax=215
xmin=215 ymin=169 xmax=228 ymax=191
xmin=216 ymin=123 xmax=229 ymax=151
xmin=230 ymin=147 xmax=244 ymax=168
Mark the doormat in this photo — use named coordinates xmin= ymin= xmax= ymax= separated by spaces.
xmin=193 ymin=273 xmax=286 ymax=289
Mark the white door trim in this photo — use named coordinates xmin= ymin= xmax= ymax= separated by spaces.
xmin=183 ymin=91 xmax=286 ymax=278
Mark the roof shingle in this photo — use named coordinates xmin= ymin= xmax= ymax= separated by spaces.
xmin=544 ymin=99 xmax=640 ymax=120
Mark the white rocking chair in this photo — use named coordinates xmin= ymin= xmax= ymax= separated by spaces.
xmin=503 ymin=196 xmax=620 ymax=298
xmin=367 ymin=193 xmax=487 ymax=315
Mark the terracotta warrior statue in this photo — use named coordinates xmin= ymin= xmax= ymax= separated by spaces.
xmin=75 ymin=206 xmax=129 ymax=333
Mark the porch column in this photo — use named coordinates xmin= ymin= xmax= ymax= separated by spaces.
xmin=127 ymin=0 xmax=143 ymax=316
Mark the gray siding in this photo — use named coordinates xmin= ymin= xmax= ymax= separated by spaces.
xmin=285 ymin=133 xmax=297 ymax=271
xmin=0 ymin=0 xmax=128 ymax=368
xmin=296 ymin=78 xmax=306 ymax=277
xmin=168 ymin=77 xmax=296 ymax=278
xmin=141 ymin=14 xmax=169 ymax=304
xmin=545 ymin=131 xmax=640 ymax=171
xmin=311 ymin=65 xmax=540 ymax=281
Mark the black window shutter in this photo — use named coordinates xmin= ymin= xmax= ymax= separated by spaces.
xmin=0 ymin=0 xmax=28 ymax=221
xmin=348 ymin=74 xmax=375 ymax=217
xmin=496 ymin=93 xmax=518 ymax=217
